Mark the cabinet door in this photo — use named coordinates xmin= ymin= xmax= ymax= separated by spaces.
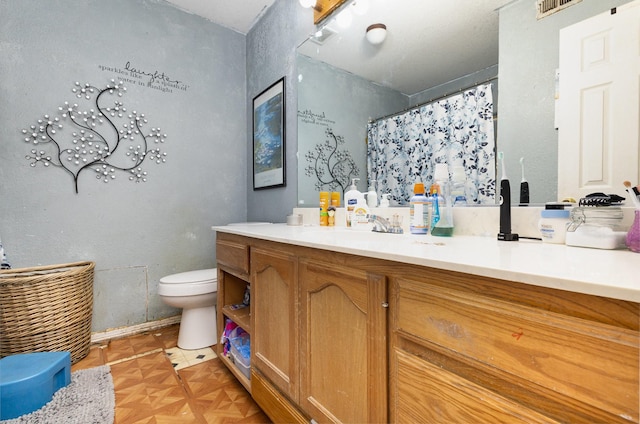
xmin=299 ymin=259 xmax=387 ymax=424
xmin=251 ymin=248 xmax=299 ymax=402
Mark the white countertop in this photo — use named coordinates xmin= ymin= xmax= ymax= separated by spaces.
xmin=213 ymin=223 xmax=639 ymax=303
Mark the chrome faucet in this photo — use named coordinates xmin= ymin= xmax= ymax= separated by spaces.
xmin=367 ymin=214 xmax=403 ymax=234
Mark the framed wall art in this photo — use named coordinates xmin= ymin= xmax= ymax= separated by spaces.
xmin=253 ymin=77 xmax=286 ymax=190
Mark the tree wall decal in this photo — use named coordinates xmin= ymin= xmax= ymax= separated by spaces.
xmin=304 ymin=127 xmax=359 ymax=195
xmin=21 ymin=80 xmax=167 ymax=193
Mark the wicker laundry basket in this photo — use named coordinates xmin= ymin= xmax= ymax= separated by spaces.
xmin=0 ymin=261 xmax=94 ymax=364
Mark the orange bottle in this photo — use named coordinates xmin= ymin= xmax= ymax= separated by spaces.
xmin=319 ymin=192 xmax=329 ymax=226
xmin=328 ymin=191 xmax=340 ymax=226
xmin=331 ymin=191 xmax=341 ymax=207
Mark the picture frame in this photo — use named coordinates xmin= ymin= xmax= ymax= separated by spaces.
xmin=253 ymin=77 xmax=286 ymax=190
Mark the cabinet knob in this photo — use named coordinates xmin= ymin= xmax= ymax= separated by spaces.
xmin=382 ymin=302 xmax=389 ymax=308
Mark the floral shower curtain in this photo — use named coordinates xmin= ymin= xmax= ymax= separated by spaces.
xmin=367 ymin=83 xmax=495 ymax=205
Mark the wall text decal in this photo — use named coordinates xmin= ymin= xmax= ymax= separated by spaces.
xmin=99 ymin=61 xmax=189 ymax=94
xmin=298 ymin=109 xmax=335 ymax=127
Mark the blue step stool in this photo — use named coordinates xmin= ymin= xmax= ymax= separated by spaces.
xmin=0 ymin=351 xmax=71 ymax=420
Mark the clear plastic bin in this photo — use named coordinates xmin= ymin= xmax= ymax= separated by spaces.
xmin=230 ymin=334 xmax=250 ymax=379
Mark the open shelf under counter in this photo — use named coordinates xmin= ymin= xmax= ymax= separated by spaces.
xmin=221 ymin=304 xmax=251 ymax=333
xmin=219 ymin=350 xmax=251 ymax=392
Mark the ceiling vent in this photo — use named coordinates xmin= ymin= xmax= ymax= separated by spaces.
xmin=536 ymin=0 xmax=582 ymax=19
xmin=310 ymin=26 xmax=337 ymax=45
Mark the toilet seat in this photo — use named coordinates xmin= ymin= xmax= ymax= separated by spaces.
xmin=160 ymin=268 xmax=217 ymax=284
xmin=159 ymin=268 xmax=217 ymax=296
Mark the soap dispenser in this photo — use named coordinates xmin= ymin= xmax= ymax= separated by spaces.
xmin=344 ymin=178 xmax=361 ymax=228
xmin=366 ymin=180 xmax=378 ymax=208
xmin=380 ymin=194 xmax=391 ymax=208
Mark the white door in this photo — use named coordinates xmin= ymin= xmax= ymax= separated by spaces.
xmin=558 ymin=1 xmax=640 ymax=202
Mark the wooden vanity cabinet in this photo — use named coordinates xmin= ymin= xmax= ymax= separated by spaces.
xmin=216 ymin=232 xmax=639 ymax=423
xmin=390 ymin=268 xmax=639 ymax=424
xmin=216 ymin=233 xmax=388 ymax=423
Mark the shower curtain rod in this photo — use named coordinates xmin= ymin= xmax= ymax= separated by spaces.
xmin=369 ymin=77 xmax=498 ymax=124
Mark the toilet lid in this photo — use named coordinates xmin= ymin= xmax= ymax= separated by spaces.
xmin=160 ymin=268 xmax=217 ymax=284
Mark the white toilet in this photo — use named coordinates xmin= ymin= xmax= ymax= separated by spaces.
xmin=158 ymin=268 xmax=218 ymax=350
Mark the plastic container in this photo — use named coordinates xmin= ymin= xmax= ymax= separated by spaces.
xmin=350 ymin=194 xmax=372 ymax=231
xmin=451 ymin=165 xmax=468 ymax=206
xmin=566 ymin=206 xmax=627 ymax=249
xmin=344 ymin=178 xmax=360 ymax=228
xmin=319 ymin=191 xmax=329 ymax=226
xmin=366 ymin=180 xmax=378 ymax=208
xmin=230 ymin=333 xmax=251 ymax=380
xmin=331 ymin=191 xmax=341 ymax=207
xmin=410 ymin=182 xmax=432 ymax=235
xmin=329 ymin=191 xmax=340 ymax=227
xmin=538 ymin=209 xmax=570 ymax=243
xmin=431 ymin=164 xmax=454 ymax=237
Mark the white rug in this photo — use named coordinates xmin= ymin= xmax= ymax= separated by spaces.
xmin=1 ymin=365 xmax=114 ymax=424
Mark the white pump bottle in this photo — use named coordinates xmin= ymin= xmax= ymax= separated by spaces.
xmin=366 ymin=180 xmax=378 ymax=208
xmin=344 ymin=178 xmax=361 ymax=228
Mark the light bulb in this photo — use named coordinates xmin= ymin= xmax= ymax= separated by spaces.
xmin=299 ymin=0 xmax=316 ymax=8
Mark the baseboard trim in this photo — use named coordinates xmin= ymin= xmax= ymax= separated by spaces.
xmin=91 ymin=316 xmax=181 ymax=343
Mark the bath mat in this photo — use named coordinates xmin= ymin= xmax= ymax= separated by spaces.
xmin=1 ymin=365 xmax=114 ymax=424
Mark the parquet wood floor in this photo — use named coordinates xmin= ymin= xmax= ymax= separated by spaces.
xmin=72 ymin=324 xmax=271 ymax=424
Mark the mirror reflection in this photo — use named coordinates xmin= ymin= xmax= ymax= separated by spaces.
xmin=297 ymin=0 xmax=631 ymax=207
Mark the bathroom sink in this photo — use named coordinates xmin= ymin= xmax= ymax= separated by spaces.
xmin=300 ymin=228 xmax=406 ymax=244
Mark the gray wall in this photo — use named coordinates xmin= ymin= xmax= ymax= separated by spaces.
xmin=245 ymin=0 xmax=312 ymax=222
xmin=0 ymin=0 xmax=247 ymax=331
xmin=297 ymin=54 xmax=408 ymax=205
xmin=498 ymin=0 xmax=632 ymax=204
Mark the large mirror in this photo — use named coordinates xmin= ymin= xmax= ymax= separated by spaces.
xmin=296 ymin=0 xmax=632 ymax=206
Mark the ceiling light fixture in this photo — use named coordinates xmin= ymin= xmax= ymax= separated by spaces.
xmin=299 ymin=0 xmax=316 ymax=8
xmin=366 ymin=23 xmax=387 ymax=45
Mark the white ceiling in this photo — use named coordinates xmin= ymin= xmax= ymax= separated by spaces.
xmin=299 ymin=0 xmax=515 ymax=95
xmin=163 ymin=0 xmax=515 ymax=95
xmin=163 ymin=0 xmax=276 ymax=34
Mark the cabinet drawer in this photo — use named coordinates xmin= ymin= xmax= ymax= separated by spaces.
xmin=394 ymin=278 xmax=639 ymax=421
xmin=393 ymin=348 xmax=561 ymax=424
xmin=216 ymin=239 xmax=249 ymax=275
